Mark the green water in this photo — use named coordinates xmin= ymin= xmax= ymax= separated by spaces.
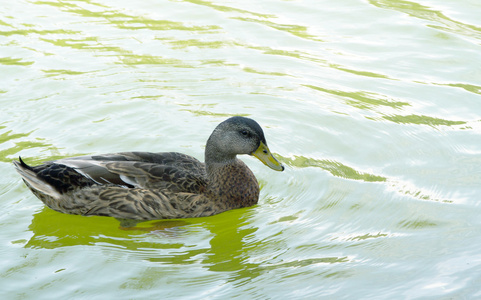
xmin=2 ymin=0 xmax=481 ymax=298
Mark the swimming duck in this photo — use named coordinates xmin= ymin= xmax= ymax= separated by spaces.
xmin=13 ymin=116 xmax=284 ymax=222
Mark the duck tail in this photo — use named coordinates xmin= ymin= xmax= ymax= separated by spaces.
xmin=13 ymin=157 xmax=62 ymax=200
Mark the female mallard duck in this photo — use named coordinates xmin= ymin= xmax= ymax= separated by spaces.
xmin=13 ymin=116 xmax=284 ymax=222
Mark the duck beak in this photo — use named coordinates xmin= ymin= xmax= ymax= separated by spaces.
xmin=252 ymin=141 xmax=284 ymax=171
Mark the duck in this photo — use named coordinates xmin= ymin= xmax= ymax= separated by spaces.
xmin=13 ymin=116 xmax=284 ymax=223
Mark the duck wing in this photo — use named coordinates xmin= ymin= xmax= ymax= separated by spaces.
xmin=54 ymin=152 xmax=207 ymax=193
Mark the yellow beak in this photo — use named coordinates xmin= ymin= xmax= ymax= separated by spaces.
xmin=252 ymin=141 xmax=284 ymax=171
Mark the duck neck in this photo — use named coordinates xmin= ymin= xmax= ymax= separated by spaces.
xmin=204 ymin=133 xmax=237 ymax=175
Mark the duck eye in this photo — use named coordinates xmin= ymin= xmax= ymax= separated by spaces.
xmin=240 ymin=130 xmax=249 ymax=136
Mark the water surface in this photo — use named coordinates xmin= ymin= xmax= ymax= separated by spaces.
xmin=1 ymin=0 xmax=481 ymax=298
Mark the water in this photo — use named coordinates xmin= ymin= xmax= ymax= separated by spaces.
xmin=1 ymin=0 xmax=481 ymax=298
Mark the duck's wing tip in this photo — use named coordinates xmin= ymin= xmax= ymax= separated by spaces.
xmin=13 ymin=157 xmax=62 ymax=200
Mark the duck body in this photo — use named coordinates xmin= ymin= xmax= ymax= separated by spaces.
xmin=14 ymin=117 xmax=283 ymax=221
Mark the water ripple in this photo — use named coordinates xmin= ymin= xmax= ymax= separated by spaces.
xmin=369 ymin=0 xmax=481 ymax=42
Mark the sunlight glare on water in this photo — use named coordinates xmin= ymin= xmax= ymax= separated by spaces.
xmin=1 ymin=0 xmax=481 ymax=298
